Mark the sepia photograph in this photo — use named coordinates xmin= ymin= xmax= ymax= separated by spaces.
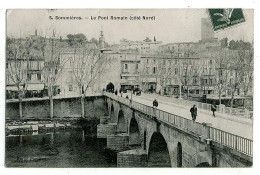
xmin=4 ymin=8 xmax=254 ymax=169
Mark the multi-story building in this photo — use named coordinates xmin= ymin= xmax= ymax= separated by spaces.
xmin=6 ymin=34 xmax=45 ymax=99
xmin=119 ymin=38 xmax=162 ymax=54
xmin=139 ymin=54 xmax=202 ymax=96
xmin=119 ymin=53 xmax=141 ymax=91
xmin=158 ymin=42 xmax=196 ymax=57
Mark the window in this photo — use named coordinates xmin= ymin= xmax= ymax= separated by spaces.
xmin=175 ymin=60 xmax=178 ymax=64
xmin=124 ymin=64 xmax=128 ymax=70
xmin=153 ymin=67 xmax=156 ymax=74
xmin=193 ymin=78 xmax=198 ymax=84
xmin=219 ymin=70 xmax=223 ymax=76
xmin=146 ymin=67 xmax=149 ymax=74
xmin=69 ymin=85 xmax=73 ymax=91
xmin=27 ymin=74 xmax=31 ymax=80
xmin=37 ymin=73 xmax=41 ymax=81
xmin=196 ymin=90 xmax=200 ymax=94
xmin=203 ymin=68 xmax=207 ymax=74
xmin=209 ymin=68 xmax=212 ymax=75
xmin=210 ymin=60 xmax=213 ymax=64
xmin=175 ymin=68 xmax=178 ymax=75
xmin=136 ymin=64 xmax=138 ymax=70
xmin=162 ymin=68 xmax=166 ymax=74
xmin=209 ymin=79 xmax=213 ymax=85
xmin=147 ymin=59 xmax=148 ymax=63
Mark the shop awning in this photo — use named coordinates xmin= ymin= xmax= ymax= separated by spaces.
xmin=6 ymin=86 xmax=23 ymax=91
xmin=26 ymin=84 xmax=44 ymax=91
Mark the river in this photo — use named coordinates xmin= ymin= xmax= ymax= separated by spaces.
xmin=5 ymin=130 xmax=117 ymax=167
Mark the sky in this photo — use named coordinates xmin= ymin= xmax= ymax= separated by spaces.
xmin=6 ymin=9 xmax=254 ymax=45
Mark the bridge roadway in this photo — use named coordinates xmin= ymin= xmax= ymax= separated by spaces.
xmin=123 ymin=93 xmax=252 ymax=140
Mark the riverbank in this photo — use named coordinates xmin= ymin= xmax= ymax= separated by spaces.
xmin=6 ymin=117 xmax=100 ymax=137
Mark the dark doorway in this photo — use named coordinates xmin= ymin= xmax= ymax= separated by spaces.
xmin=106 ymin=82 xmax=114 ymax=93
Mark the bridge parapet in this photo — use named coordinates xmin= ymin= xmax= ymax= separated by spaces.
xmin=104 ymin=92 xmax=253 ymax=160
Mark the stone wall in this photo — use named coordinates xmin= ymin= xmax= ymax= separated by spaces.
xmin=6 ymin=96 xmax=107 ymax=119
xmin=107 ymin=133 xmax=129 ymax=152
xmin=117 ymin=149 xmax=147 ymax=167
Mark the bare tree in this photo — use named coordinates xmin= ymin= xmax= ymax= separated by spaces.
xmin=136 ymin=68 xmax=150 ymax=92
xmin=154 ymin=58 xmax=176 ymax=95
xmin=42 ymin=32 xmax=69 ymax=119
xmin=180 ymin=58 xmax=200 ymax=99
xmin=240 ymin=49 xmax=254 ymax=98
xmin=70 ymin=45 xmax=109 ymax=118
xmin=229 ymin=49 xmax=253 ymax=108
xmin=215 ymin=49 xmax=231 ymax=105
xmin=6 ymin=37 xmax=39 ymax=119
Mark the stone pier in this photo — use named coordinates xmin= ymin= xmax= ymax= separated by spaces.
xmin=107 ymin=133 xmax=129 ymax=152
xmin=97 ymin=123 xmax=117 ymax=138
xmin=117 ymin=149 xmax=148 ymax=167
xmin=100 ymin=116 xmax=109 ymax=124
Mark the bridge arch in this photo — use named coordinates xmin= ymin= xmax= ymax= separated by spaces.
xmin=105 ymin=100 xmax=109 ymax=116
xmin=191 ymin=151 xmax=212 ymax=167
xmin=129 ymin=117 xmax=141 ymax=147
xmin=110 ymin=104 xmax=115 ymax=123
xmin=143 ymin=130 xmax=147 ymax=150
xmin=195 ymin=162 xmax=211 ymax=167
xmin=177 ymin=142 xmax=183 ymax=167
xmin=148 ymin=132 xmax=171 ymax=167
xmin=117 ymin=110 xmax=126 ymax=133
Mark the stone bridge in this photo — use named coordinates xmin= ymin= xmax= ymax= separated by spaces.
xmin=97 ymin=92 xmax=253 ymax=167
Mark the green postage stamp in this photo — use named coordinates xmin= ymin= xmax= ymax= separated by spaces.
xmin=208 ymin=8 xmax=246 ymax=31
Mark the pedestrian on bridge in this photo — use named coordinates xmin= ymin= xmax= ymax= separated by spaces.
xmin=152 ymin=99 xmax=159 ymax=118
xmin=190 ymin=104 xmax=197 ymax=122
xmin=153 ymin=99 xmax=158 ymax=108
xmin=211 ymin=103 xmax=216 ymax=117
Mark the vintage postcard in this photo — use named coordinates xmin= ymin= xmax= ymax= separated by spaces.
xmin=5 ymin=8 xmax=253 ymax=169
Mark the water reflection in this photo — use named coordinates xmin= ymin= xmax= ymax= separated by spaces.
xmin=5 ymin=130 xmax=117 ymax=167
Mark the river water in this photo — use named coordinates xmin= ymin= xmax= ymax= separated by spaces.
xmin=5 ymin=130 xmax=117 ymax=167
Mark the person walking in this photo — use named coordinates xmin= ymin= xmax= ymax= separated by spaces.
xmin=153 ymin=99 xmax=158 ymax=108
xmin=152 ymin=99 xmax=158 ymax=118
xmin=190 ymin=104 xmax=197 ymax=122
xmin=211 ymin=103 xmax=216 ymax=117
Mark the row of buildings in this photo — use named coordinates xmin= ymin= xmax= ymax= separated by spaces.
xmin=6 ymin=18 xmax=253 ymax=109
